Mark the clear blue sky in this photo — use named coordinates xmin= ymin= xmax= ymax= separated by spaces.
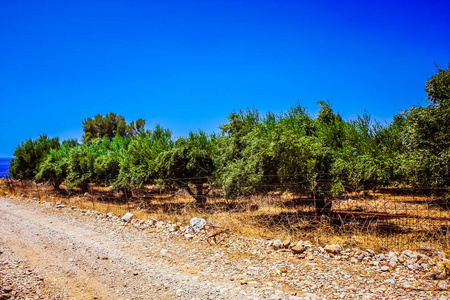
xmin=1 ymin=0 xmax=449 ymax=157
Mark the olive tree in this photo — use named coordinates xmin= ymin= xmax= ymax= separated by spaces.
xmin=9 ymin=135 xmax=60 ymax=180
xmin=156 ymin=131 xmax=216 ymax=206
xmin=35 ymin=139 xmax=78 ymax=189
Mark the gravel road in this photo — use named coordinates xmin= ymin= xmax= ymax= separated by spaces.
xmin=0 ymin=196 xmax=449 ymax=300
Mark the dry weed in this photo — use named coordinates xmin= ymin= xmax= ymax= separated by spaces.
xmin=1 ymin=179 xmax=448 ymax=253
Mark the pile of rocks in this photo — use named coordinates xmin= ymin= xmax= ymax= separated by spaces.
xmin=76 ymin=208 xmax=211 ymax=240
xmin=268 ymin=238 xmax=449 ymax=281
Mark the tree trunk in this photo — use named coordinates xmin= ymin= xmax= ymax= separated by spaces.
xmin=187 ymin=183 xmax=209 ymax=208
xmin=315 ymin=197 xmax=332 ymax=216
xmin=195 ymin=183 xmax=206 ymax=207
xmin=53 ymin=180 xmax=62 ymax=191
xmin=80 ymin=182 xmax=89 ymax=193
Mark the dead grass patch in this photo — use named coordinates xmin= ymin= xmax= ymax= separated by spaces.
xmin=1 ymin=179 xmax=448 ymax=253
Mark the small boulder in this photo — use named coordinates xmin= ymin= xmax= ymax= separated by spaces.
xmin=366 ymin=249 xmax=375 ymax=256
xmin=324 ymin=244 xmax=342 ymax=254
xmin=189 ymin=218 xmax=206 ymax=233
xmin=122 ymin=212 xmax=134 ymax=222
xmin=380 ymin=266 xmax=390 ymax=272
xmin=389 ymin=261 xmax=397 ymax=269
xmin=282 ymin=239 xmax=291 ymax=248
xmin=291 ymin=245 xmax=307 ymax=254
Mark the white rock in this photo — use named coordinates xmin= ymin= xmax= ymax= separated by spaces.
xmin=189 ymin=217 xmax=206 ymax=233
xmin=184 ymin=233 xmax=194 ymax=239
xmin=122 ymin=212 xmax=134 ymax=222
xmin=380 ymin=266 xmax=390 ymax=271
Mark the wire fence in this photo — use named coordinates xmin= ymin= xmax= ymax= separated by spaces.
xmin=1 ymin=176 xmax=449 ymax=253
xmin=331 ymin=188 xmax=449 ymax=252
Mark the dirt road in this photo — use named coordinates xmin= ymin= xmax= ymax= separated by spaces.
xmin=1 ymin=196 xmax=303 ymax=300
xmin=0 ymin=196 xmax=449 ymax=300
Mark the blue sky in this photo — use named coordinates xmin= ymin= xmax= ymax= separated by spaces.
xmin=1 ymin=0 xmax=449 ymax=157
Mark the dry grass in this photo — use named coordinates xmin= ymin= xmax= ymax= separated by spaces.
xmin=1 ymin=179 xmax=448 ymax=253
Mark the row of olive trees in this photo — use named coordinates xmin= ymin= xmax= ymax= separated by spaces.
xmin=9 ymin=121 xmax=216 ymax=205
xmin=9 ymin=64 xmax=450 ymax=206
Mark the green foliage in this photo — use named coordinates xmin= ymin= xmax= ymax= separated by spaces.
xmin=425 ymin=63 xmax=450 ymax=106
xmin=82 ymin=112 xmax=146 ymax=143
xmin=66 ymin=144 xmax=95 ymax=191
xmin=114 ymin=125 xmax=173 ymax=190
xmin=35 ymin=139 xmax=78 ymax=189
xmin=215 ymin=105 xmax=331 ymax=198
xmin=66 ymin=137 xmax=131 ymax=190
xmin=9 ymin=135 xmax=60 ymax=180
xmin=399 ymin=64 xmax=450 ymax=187
xmin=215 ymin=109 xmax=273 ymax=198
xmin=156 ymin=130 xmax=215 ymax=204
xmin=331 ymin=112 xmax=405 ymax=191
